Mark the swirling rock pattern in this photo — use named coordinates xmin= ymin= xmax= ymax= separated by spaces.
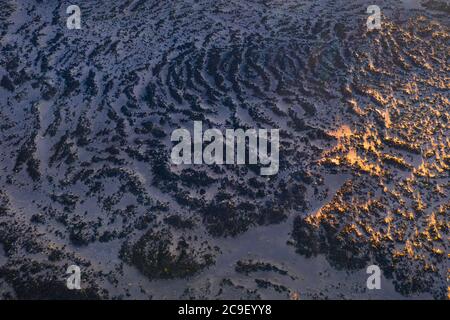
xmin=0 ymin=0 xmax=448 ymax=299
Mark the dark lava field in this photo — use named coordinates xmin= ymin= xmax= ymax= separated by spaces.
xmin=0 ymin=0 xmax=448 ymax=299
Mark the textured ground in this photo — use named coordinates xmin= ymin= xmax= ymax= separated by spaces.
xmin=0 ymin=0 xmax=448 ymax=299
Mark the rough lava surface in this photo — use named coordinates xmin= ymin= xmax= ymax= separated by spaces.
xmin=0 ymin=0 xmax=448 ymax=299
